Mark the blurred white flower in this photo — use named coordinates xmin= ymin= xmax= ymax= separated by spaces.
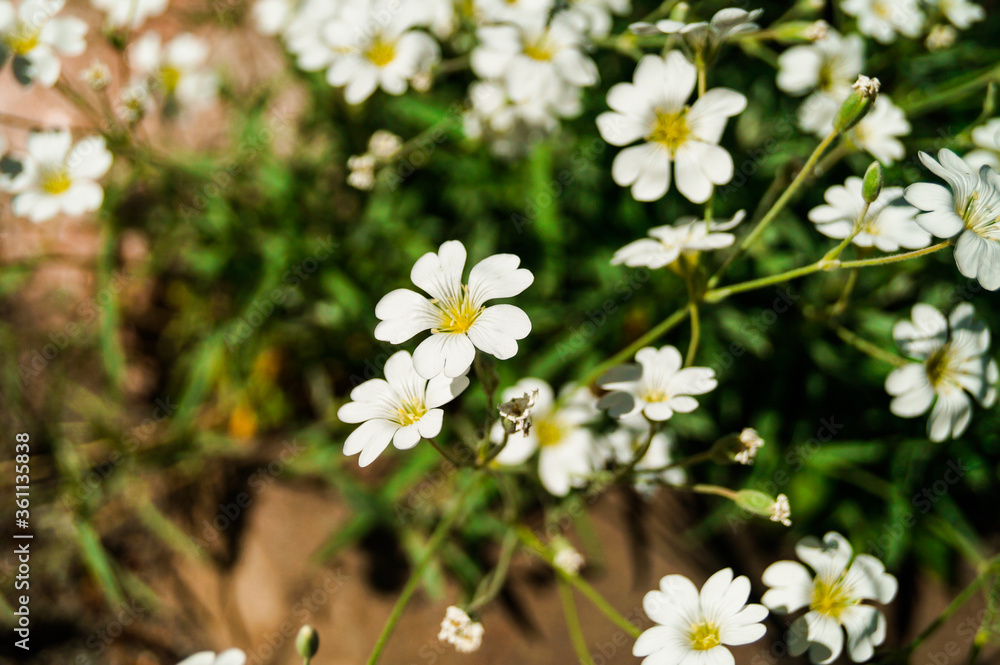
xmin=374 ymin=240 xmax=533 ymax=379
xmin=634 ymin=7 xmax=763 ymax=53
xmin=80 ymin=58 xmax=111 ymax=90
xmin=885 ymin=303 xmax=998 ymax=441
xmin=762 ymin=531 xmax=897 ymax=664
xmin=634 ymin=568 xmax=768 ymax=665
xmin=848 ymin=96 xmax=909 ymax=165
xmin=964 ymin=118 xmax=1000 ymax=171
xmin=368 ymin=130 xmax=403 ymax=160
xmin=596 ymin=51 xmax=746 ymax=203
xmin=611 ymin=210 xmax=745 ymax=269
xmin=566 ymin=0 xmax=629 ymax=38
xmin=809 ymin=175 xmax=930 ymax=252
xmin=605 ymin=413 xmax=686 ymax=494
xmin=438 ymin=606 xmax=484 ymax=654
xmin=130 ymin=32 xmax=218 ymax=110
xmin=346 ymin=153 xmax=377 ymax=190
xmin=177 ymin=651 xmax=246 ymax=665
xmin=463 ymin=79 xmax=580 ymax=144
xmin=599 ymin=345 xmax=717 ymax=421
xmin=925 ymin=23 xmax=957 ymax=50
xmin=91 ymin=0 xmax=166 ymax=28
xmin=320 ymin=0 xmax=440 ymax=104
xmin=926 ymin=0 xmax=984 ymax=29
xmin=0 ymin=0 xmax=87 ymax=87
xmin=491 ymin=379 xmax=601 ymax=496
xmin=471 ymin=10 xmax=597 ymax=106
xmin=553 ymin=540 xmax=585 ymax=574
xmin=252 ymin=0 xmax=293 ymax=35
xmin=117 ymin=83 xmax=151 ymax=122
xmin=904 ymin=149 xmax=1000 ymax=290
xmin=2 ymin=131 xmax=112 ymax=223
xmin=841 ymin=0 xmax=924 ymax=43
xmin=337 ymin=350 xmax=469 ymax=466
xmin=473 ymin=0 xmax=553 ymax=25
xmin=282 ymin=0 xmax=343 ymax=71
xmin=777 ymin=31 xmax=864 ymax=136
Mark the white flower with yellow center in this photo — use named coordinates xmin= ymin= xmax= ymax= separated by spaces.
xmin=762 ymin=531 xmax=897 ymax=664
xmin=491 ymin=378 xmax=601 ymax=496
xmin=375 ymin=240 xmax=533 ymax=379
xmin=841 ymin=0 xmax=924 ymax=43
xmin=847 ymin=96 xmax=910 ymax=165
xmin=438 ymin=606 xmax=484 ymax=654
xmin=0 ymin=0 xmax=86 ymax=87
xmin=885 ymin=302 xmax=998 ymax=441
xmin=927 ymin=0 xmax=984 ymax=29
xmin=611 ymin=210 xmax=745 ymax=269
xmin=320 ymin=0 xmax=440 ymax=105
xmin=964 ymin=118 xmax=1000 ymax=171
xmin=809 ymin=176 xmax=930 ymax=252
xmin=91 ymin=0 xmax=166 ymax=29
xmin=337 ymin=350 xmax=469 ymax=467
xmin=471 ymin=10 xmax=597 ymax=106
xmin=598 ymin=345 xmax=718 ymax=421
xmin=904 ymin=149 xmax=1000 ymax=290
xmin=177 ymin=649 xmax=247 ymax=665
xmin=3 ymin=131 xmax=112 ymax=223
xmin=596 ymin=51 xmax=746 ymax=203
xmin=635 ymin=568 xmax=768 ymax=665
xmin=130 ymin=32 xmax=218 ymax=110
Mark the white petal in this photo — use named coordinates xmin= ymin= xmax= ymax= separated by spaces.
xmin=374 ymin=289 xmax=438 ymax=343
xmin=468 ymin=253 xmax=533 ymax=305
xmin=466 ymin=304 xmax=531 ymax=360
xmin=412 ymin=332 xmax=477 ymax=379
xmin=411 ymin=240 xmax=467 ymax=301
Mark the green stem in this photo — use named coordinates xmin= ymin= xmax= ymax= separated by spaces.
xmin=708 ymin=129 xmax=839 ymax=289
xmin=516 ymin=527 xmax=643 ymax=638
xmin=559 ymin=580 xmax=596 ymax=665
xmin=837 ymin=241 xmax=950 ymax=268
xmin=633 ymin=450 xmax=715 ymax=475
xmin=467 ymin=530 xmax=518 ymax=612
xmin=900 ymin=63 xmax=1000 ymax=116
xmin=822 ymin=201 xmax=871 ymax=264
xmin=366 ymin=477 xmax=481 ymax=665
xmin=834 ymin=327 xmax=908 ymax=368
xmin=690 ymin=484 xmax=740 ymax=501
xmin=426 ymin=437 xmax=467 ymax=467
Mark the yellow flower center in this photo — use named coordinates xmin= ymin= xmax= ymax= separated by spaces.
xmin=535 ymin=418 xmax=565 ymax=448
xmin=649 ymin=110 xmax=690 ymax=154
xmin=925 ymin=344 xmax=959 ymax=389
xmin=3 ymin=23 xmax=41 ymax=55
xmin=642 ymin=388 xmax=669 ymax=403
xmin=432 ymin=287 xmax=483 ymax=335
xmin=524 ymin=37 xmax=553 ymax=61
xmin=40 ymin=169 xmax=72 ymax=195
xmin=873 ymin=1 xmax=892 ymax=19
xmin=365 ymin=37 xmax=396 ymax=67
xmin=810 ymin=578 xmax=856 ymax=619
xmin=689 ymin=622 xmax=721 ymax=651
xmin=395 ymin=399 xmax=427 ymax=426
xmin=160 ymin=66 xmax=182 ymax=94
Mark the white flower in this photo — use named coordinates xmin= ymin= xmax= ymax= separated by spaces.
xmin=491 ymin=379 xmax=601 ymax=496
xmin=848 ymin=96 xmax=909 ymax=165
xmin=116 ymin=83 xmax=150 ymax=122
xmin=375 ymin=240 xmax=533 ymax=379
xmin=925 ymin=23 xmax=957 ymax=50
xmin=634 ymin=568 xmax=768 ymax=665
xmin=91 ymin=0 xmax=166 ymax=28
xmin=471 ymin=10 xmax=597 ymax=106
xmin=130 ymin=32 xmax=218 ymax=110
xmin=777 ymin=31 xmax=863 ymax=136
xmin=885 ymin=303 xmax=998 ymax=441
xmin=438 ymin=606 xmax=484 ymax=654
xmin=368 ymin=130 xmax=402 ymax=160
xmin=770 ymin=494 xmax=792 ymax=526
xmin=904 ymin=149 xmax=1000 ymax=290
xmin=553 ymin=540 xmax=585 ymax=574
xmin=762 ymin=531 xmax=898 ymax=664
xmin=841 ymin=0 xmax=924 ymax=43
xmin=252 ymin=0 xmax=293 ymax=35
xmin=282 ymin=0 xmax=342 ymax=71
xmin=964 ymin=118 xmax=1000 ymax=171
xmin=347 ymin=153 xmax=377 ymax=190
xmin=927 ymin=0 xmax=984 ymax=29
xmin=599 ymin=345 xmax=718 ymax=421
xmin=596 ymin=51 xmax=746 ymax=203
xmin=3 ymin=131 xmax=112 ymax=223
xmin=80 ymin=58 xmax=111 ymax=90
xmin=0 ymin=0 xmax=87 ymax=87
xmin=177 ymin=649 xmax=247 ymax=665
xmin=473 ymin=0 xmax=553 ymax=25
xmin=566 ymin=0 xmax=629 ymax=39
xmin=605 ymin=413 xmax=686 ymax=493
xmin=734 ymin=427 xmax=764 ymax=465
xmin=320 ymin=0 xmax=440 ymax=105
xmin=337 ymin=350 xmax=469 ymax=466
xmin=611 ymin=210 xmax=745 ymax=269
xmin=463 ymin=79 xmax=580 ymax=144
xmin=809 ymin=176 xmax=930 ymax=252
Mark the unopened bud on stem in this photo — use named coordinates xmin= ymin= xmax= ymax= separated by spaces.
xmin=834 ymin=76 xmax=880 ymax=132
xmin=862 ymin=162 xmax=883 ymax=203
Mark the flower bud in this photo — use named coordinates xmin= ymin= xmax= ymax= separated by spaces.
xmin=710 ymin=428 xmax=764 ymax=465
xmin=770 ymin=20 xmax=826 ymax=43
xmin=862 ymin=162 xmax=884 ymax=203
xmin=296 ymin=625 xmax=320 ymax=661
xmin=834 ymin=76 xmax=880 ymax=133
xmin=734 ymin=490 xmax=776 ymax=516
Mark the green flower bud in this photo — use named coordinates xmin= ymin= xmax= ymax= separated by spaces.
xmin=771 ymin=20 xmax=828 ymax=43
xmin=296 ymin=625 xmax=320 ymax=662
xmin=834 ymin=76 xmax=880 ymax=133
xmin=862 ymin=162 xmax=884 ymax=203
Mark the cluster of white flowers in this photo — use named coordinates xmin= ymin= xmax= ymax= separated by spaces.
xmin=438 ymin=605 xmax=484 ymax=654
xmin=841 ymin=0 xmax=983 ymax=44
xmin=634 ymin=532 xmax=897 ymax=665
xmin=809 ymin=176 xmax=930 ymax=252
xmin=347 ymin=130 xmax=403 ymax=190
xmin=885 ymin=302 xmax=997 ymax=441
xmin=599 ymin=345 xmax=718 ymax=422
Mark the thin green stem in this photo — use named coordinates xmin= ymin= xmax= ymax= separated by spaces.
xmin=835 ymin=327 xmax=908 ymax=368
xmin=468 ymin=530 xmax=519 ymax=611
xmin=559 ymin=580 xmax=596 ymax=665
xmin=822 ymin=201 xmax=871 ymax=264
xmin=366 ymin=478 xmax=481 ymax=665
xmin=838 ymin=241 xmax=950 ymax=268
xmin=427 ymin=437 xmax=467 ymax=467
xmin=708 ymin=129 xmax=839 ymax=289
xmin=900 ymin=63 xmax=1000 ymax=117
xmin=516 ymin=527 xmax=643 ymax=638
xmin=632 ymin=450 xmax=715 ymax=475
xmin=690 ymin=484 xmax=740 ymax=501
xmin=685 ymin=301 xmax=701 ymax=366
